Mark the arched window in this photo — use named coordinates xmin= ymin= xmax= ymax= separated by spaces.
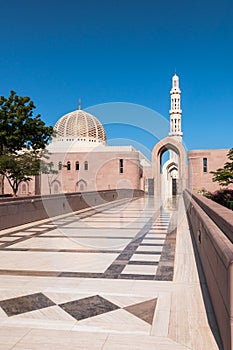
xmin=84 ymin=161 xmax=88 ymax=171
xmin=58 ymin=161 xmax=62 ymax=171
xmin=22 ymin=183 xmax=27 ymax=195
xmin=76 ymin=161 xmax=79 ymax=171
xmin=119 ymin=159 xmax=124 ymax=174
xmin=54 ymin=183 xmax=59 ymax=194
xmin=203 ymin=158 xmax=208 ymax=173
xmin=80 ymin=184 xmax=84 ymax=191
xmin=67 ymin=161 xmax=71 ymax=171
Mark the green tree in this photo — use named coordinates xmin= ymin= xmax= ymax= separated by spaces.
xmin=0 ymin=151 xmax=58 ymax=196
xmin=211 ymin=148 xmax=233 ymax=186
xmin=0 ymin=151 xmax=40 ymax=196
xmin=0 ymin=91 xmax=54 ymax=194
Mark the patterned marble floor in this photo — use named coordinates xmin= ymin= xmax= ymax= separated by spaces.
xmin=0 ymin=197 xmax=222 ymax=349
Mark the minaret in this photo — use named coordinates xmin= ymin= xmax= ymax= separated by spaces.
xmin=78 ymin=98 xmax=81 ymax=110
xmin=169 ymin=72 xmax=183 ymax=142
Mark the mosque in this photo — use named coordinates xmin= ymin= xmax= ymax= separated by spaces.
xmin=40 ymin=106 xmax=152 ymax=196
xmin=5 ymin=73 xmax=231 ymax=197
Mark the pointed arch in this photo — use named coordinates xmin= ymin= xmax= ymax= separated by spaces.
xmin=75 ymin=179 xmax=87 ymax=192
xmin=20 ymin=182 xmax=29 ymax=195
xmin=51 ymin=180 xmax=61 ymax=194
xmin=152 ymin=137 xmax=186 ymax=198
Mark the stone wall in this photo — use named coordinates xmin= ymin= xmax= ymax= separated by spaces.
xmin=0 ymin=189 xmax=144 ymax=231
xmin=190 ymin=191 xmax=233 ymax=243
xmin=184 ymin=190 xmax=233 ymax=350
xmin=40 ymin=150 xmax=143 ymax=195
xmin=188 ymin=149 xmax=231 ymax=192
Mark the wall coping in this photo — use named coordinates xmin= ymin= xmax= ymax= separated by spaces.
xmin=184 ymin=190 xmax=233 ymax=268
xmin=0 ymin=189 xmax=144 ymax=206
xmin=186 ymin=189 xmax=233 ymax=243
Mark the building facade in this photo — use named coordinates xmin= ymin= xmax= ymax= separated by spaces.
xmin=188 ymin=149 xmax=231 ymax=192
xmin=39 ymin=108 xmax=151 ymax=195
xmin=2 ymin=74 xmax=230 ymax=197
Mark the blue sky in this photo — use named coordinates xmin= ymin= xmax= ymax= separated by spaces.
xmin=0 ymin=0 xmax=232 ymax=154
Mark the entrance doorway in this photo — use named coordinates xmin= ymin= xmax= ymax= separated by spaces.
xmin=152 ymin=137 xmax=186 ymax=201
xmin=172 ymin=178 xmax=177 ymax=196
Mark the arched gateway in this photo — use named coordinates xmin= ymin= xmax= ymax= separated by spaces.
xmin=152 ymin=137 xmax=186 ymax=198
xmin=152 ymin=73 xmax=186 ymax=199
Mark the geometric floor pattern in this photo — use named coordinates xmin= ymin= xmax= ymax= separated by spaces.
xmin=0 ymin=197 xmax=221 ymax=349
xmin=0 ymin=293 xmax=55 ymax=317
xmin=0 ymin=200 xmax=176 ymax=281
xmin=124 ymin=298 xmax=157 ymax=325
xmin=59 ymin=295 xmax=120 ymax=321
xmin=0 ymin=292 xmax=157 ymax=325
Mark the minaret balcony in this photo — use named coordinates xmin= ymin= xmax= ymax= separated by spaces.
xmin=169 ymin=109 xmax=182 ymax=114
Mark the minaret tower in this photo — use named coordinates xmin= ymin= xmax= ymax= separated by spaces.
xmin=169 ymin=72 xmax=183 ymax=142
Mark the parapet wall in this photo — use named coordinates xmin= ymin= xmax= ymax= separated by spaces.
xmin=0 ymin=189 xmax=144 ymax=231
xmin=184 ymin=190 xmax=233 ymax=350
xmin=190 ymin=191 xmax=233 ymax=243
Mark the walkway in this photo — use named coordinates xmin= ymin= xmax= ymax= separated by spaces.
xmin=0 ymin=197 xmax=221 ymax=349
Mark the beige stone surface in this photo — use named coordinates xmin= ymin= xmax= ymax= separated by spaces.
xmin=0 ymin=197 xmax=221 ymax=350
xmin=188 ymin=148 xmax=233 ymax=192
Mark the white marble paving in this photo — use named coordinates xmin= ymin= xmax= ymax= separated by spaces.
xmin=142 ymin=239 xmax=165 ymax=244
xmin=122 ymin=264 xmax=157 ymax=275
xmin=10 ymin=237 xmax=130 ymax=250
xmin=42 ymin=228 xmax=138 ymax=238
xmin=136 ymin=245 xmax=163 ymax=252
xmin=146 ymin=233 xmax=166 ymax=238
xmin=0 ymin=197 xmax=221 ymax=350
xmin=130 ymin=253 xmax=161 ymax=262
xmin=0 ymin=236 xmax=20 ymax=241
xmin=73 ymin=309 xmax=151 ymax=333
xmin=0 ymin=251 xmax=117 ymax=272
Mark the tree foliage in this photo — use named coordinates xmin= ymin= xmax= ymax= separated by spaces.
xmin=0 ymin=90 xmax=54 ymax=154
xmin=211 ymin=148 xmax=233 ymax=186
xmin=0 ymin=91 xmax=54 ymax=195
xmin=0 ymin=151 xmax=41 ymax=196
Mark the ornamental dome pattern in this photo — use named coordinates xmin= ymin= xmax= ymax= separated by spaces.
xmin=53 ymin=109 xmax=106 ymax=144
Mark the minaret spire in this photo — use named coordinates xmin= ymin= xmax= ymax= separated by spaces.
xmin=78 ymin=98 xmax=81 ymax=110
xmin=169 ymin=72 xmax=183 ymax=141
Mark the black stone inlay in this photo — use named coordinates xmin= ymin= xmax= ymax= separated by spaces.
xmin=103 ymin=217 xmax=154 ymax=278
xmin=140 ymin=243 xmax=164 ymax=246
xmin=0 ymin=248 xmax=29 ymax=252
xmin=134 ymin=251 xmax=161 ymax=255
xmin=128 ymin=260 xmax=159 ymax=266
xmin=155 ymin=266 xmax=174 ymax=281
xmin=0 ymin=292 xmax=55 ymax=316
xmin=155 ymin=213 xmax=177 ymax=282
xmin=102 ymin=263 xmax=126 ymax=279
xmin=0 ymin=269 xmax=60 ymax=277
xmin=120 ymin=274 xmax=154 ymax=280
xmin=60 ymin=272 xmax=102 ymax=278
xmin=59 ymin=295 xmax=119 ymax=321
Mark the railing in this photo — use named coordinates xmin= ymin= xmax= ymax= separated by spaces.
xmin=184 ymin=189 xmax=233 ymax=350
xmin=188 ymin=190 xmax=233 ymax=243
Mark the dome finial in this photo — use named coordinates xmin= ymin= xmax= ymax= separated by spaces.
xmin=78 ymin=98 xmax=81 ymax=110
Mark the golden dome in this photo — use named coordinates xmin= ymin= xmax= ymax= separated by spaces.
xmin=54 ymin=109 xmax=106 ymax=144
